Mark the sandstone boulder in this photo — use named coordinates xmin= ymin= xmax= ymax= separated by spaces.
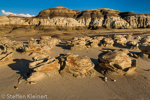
xmin=112 ymin=34 xmax=126 ymax=39
xmin=125 ymin=33 xmax=133 ymax=40
xmin=0 ymin=37 xmax=24 ymax=51
xmin=139 ymin=43 xmax=150 ymax=55
xmin=59 ymin=53 xmax=95 ymax=78
xmin=140 ymin=36 xmax=150 ymax=43
xmin=134 ymin=36 xmax=141 ymax=40
xmin=24 ymin=36 xmax=61 ymax=54
xmin=24 ymin=44 xmax=52 ymax=54
xmin=32 ymin=55 xmax=51 ymax=61
xmin=98 ymin=50 xmax=136 ymax=75
xmin=127 ymin=41 xmax=140 ymax=50
xmin=102 ymin=38 xmax=114 ymax=47
xmin=98 ymin=49 xmax=134 ymax=70
xmin=114 ymin=37 xmax=127 ymax=46
xmin=27 ymin=57 xmax=60 ymax=81
xmin=0 ymin=52 xmax=13 ymax=63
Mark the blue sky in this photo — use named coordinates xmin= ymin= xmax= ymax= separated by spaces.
xmin=0 ymin=0 xmax=150 ymax=16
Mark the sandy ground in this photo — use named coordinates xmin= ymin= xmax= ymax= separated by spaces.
xmin=0 ymin=29 xmax=150 ymax=100
xmin=0 ymin=28 xmax=150 ymax=41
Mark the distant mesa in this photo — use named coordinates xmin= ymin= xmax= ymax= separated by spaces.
xmin=0 ymin=6 xmax=150 ymax=29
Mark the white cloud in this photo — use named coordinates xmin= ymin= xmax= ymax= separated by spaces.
xmin=1 ymin=10 xmax=35 ymax=17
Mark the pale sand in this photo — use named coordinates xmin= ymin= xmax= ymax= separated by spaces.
xmin=0 ymin=29 xmax=150 ymax=100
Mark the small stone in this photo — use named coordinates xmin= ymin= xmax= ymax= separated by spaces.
xmin=113 ymin=80 xmax=116 ymax=82
xmin=14 ymin=86 xmax=18 ymax=89
xmin=104 ymin=77 xmax=107 ymax=81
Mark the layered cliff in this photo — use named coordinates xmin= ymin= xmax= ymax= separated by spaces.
xmin=0 ymin=6 xmax=150 ymax=30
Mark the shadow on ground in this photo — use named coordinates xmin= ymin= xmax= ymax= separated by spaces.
xmin=56 ymin=42 xmax=70 ymax=50
xmin=8 ymin=59 xmax=32 ymax=77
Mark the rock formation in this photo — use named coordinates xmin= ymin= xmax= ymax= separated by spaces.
xmin=0 ymin=52 xmax=13 ymax=63
xmin=0 ymin=37 xmax=24 ymax=51
xmin=59 ymin=53 xmax=95 ymax=78
xmin=0 ymin=6 xmax=150 ymax=30
xmin=26 ymin=53 xmax=96 ymax=81
xmin=139 ymin=43 xmax=150 ymax=58
xmin=27 ymin=57 xmax=60 ymax=81
xmin=66 ymin=36 xmax=104 ymax=50
xmin=102 ymin=37 xmax=114 ymax=47
xmin=23 ymin=36 xmax=61 ymax=54
xmin=98 ymin=49 xmax=136 ymax=75
xmin=113 ymin=35 xmax=127 ymax=46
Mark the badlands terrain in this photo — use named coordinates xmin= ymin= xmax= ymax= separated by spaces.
xmin=0 ymin=6 xmax=150 ymax=100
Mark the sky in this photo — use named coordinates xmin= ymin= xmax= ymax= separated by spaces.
xmin=0 ymin=0 xmax=150 ymax=17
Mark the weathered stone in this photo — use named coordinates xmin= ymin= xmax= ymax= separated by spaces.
xmin=24 ymin=44 xmax=52 ymax=53
xmin=139 ymin=52 xmax=149 ymax=59
xmin=102 ymin=38 xmax=114 ymax=47
xmin=23 ymin=36 xmax=61 ymax=54
xmin=99 ymin=50 xmax=132 ymax=70
xmin=0 ymin=52 xmax=13 ymax=62
xmin=113 ymin=34 xmax=126 ymax=39
xmin=134 ymin=36 xmax=141 ymax=40
xmin=27 ymin=57 xmax=60 ymax=81
xmin=28 ymin=58 xmax=60 ymax=72
xmin=33 ymin=55 xmax=51 ymax=61
xmin=140 ymin=36 xmax=150 ymax=43
xmin=33 ymin=59 xmax=60 ymax=73
xmin=40 ymin=36 xmax=51 ymax=40
xmin=139 ymin=43 xmax=150 ymax=55
xmin=127 ymin=41 xmax=138 ymax=46
xmin=39 ymin=38 xmax=61 ymax=46
xmin=0 ymin=37 xmax=24 ymax=51
xmin=125 ymin=33 xmax=133 ymax=40
xmin=67 ymin=36 xmax=103 ymax=49
xmin=60 ymin=54 xmax=95 ymax=78
xmin=114 ymin=37 xmax=127 ymax=46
